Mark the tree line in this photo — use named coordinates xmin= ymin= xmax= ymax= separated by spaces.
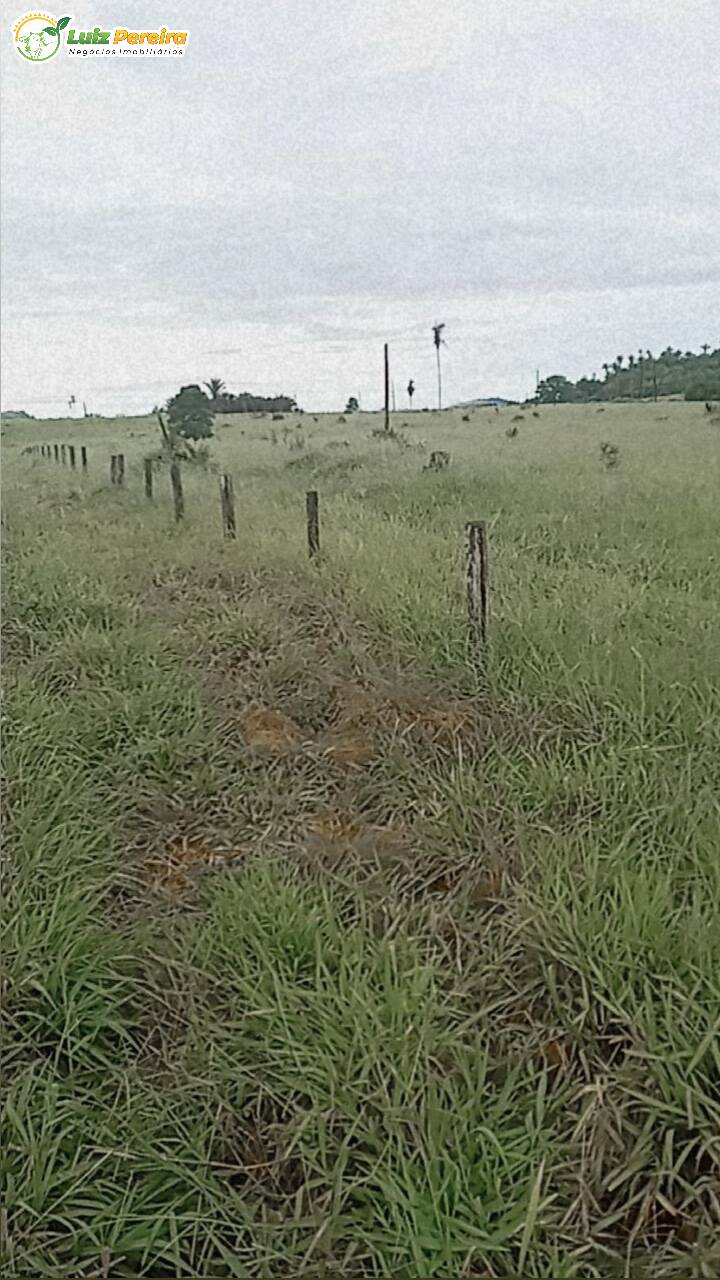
xmin=202 ymin=378 xmax=296 ymax=415
xmin=536 ymin=345 xmax=720 ymax=404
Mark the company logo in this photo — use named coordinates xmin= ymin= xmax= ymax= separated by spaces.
xmin=12 ymin=14 xmax=188 ymax=59
xmin=13 ymin=12 xmax=69 ymax=60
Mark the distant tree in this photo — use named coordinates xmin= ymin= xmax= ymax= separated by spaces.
xmin=216 ymin=391 xmax=298 ymax=415
xmin=685 ymin=378 xmax=720 ymax=401
xmin=575 ymin=375 xmax=602 ymax=401
xmin=345 ymin=396 xmax=359 ymax=413
xmin=537 ymin=345 xmax=720 ymax=404
xmin=432 ymin=324 xmax=446 ymax=410
xmin=204 ymin=377 xmax=226 ymax=403
xmin=407 ymin=379 xmax=415 ymax=409
xmin=536 ymin=375 xmax=577 ymax=404
xmin=166 ymin=385 xmax=214 ymax=442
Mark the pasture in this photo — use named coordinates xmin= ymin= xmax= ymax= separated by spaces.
xmin=2 ymin=399 xmax=719 ymax=1278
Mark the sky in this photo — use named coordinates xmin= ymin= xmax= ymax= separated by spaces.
xmin=2 ymin=0 xmax=719 ymax=416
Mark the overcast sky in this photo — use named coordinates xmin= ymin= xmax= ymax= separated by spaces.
xmin=2 ymin=0 xmax=718 ymax=414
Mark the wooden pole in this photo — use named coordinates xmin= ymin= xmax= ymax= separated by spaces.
xmin=60 ymin=444 xmax=67 ymax=466
xmin=53 ymin=444 xmax=59 ymax=462
xmin=384 ymin=343 xmax=390 ymax=432
xmin=465 ymin=521 xmax=488 ymax=648
xmin=170 ymin=461 xmax=184 ymax=521
xmin=80 ymin=446 xmax=88 ymax=470
xmin=144 ymin=458 xmax=154 ymax=500
xmin=116 ymin=454 xmax=125 ymax=486
xmin=110 ymin=455 xmax=117 ymax=485
xmin=220 ymin=473 xmax=236 ymax=538
xmin=68 ymin=445 xmax=76 ymax=469
xmin=306 ymin=490 xmax=320 ymax=558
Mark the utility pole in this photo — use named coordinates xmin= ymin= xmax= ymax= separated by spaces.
xmin=432 ymin=324 xmax=446 ymax=410
xmin=384 ymin=343 xmax=390 ymax=431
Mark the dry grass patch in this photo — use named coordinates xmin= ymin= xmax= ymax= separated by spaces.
xmin=319 ymin=725 xmax=376 ymax=769
xmin=330 ymin=680 xmax=482 ymax=748
xmin=143 ymin=834 xmax=247 ymax=895
xmin=240 ymin=707 xmax=306 ymax=755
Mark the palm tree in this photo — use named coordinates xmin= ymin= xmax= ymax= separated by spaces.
xmin=407 ymin=379 xmax=415 ymax=409
xmin=701 ymin=344 xmax=710 ymax=355
xmin=602 ymin=363 xmax=610 ymax=380
xmin=204 ymin=378 xmax=226 ymax=403
xmin=432 ymin=324 xmax=446 ymax=410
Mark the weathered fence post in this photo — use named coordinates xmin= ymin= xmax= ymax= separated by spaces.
xmin=61 ymin=444 xmax=67 ymax=466
xmin=53 ymin=444 xmax=59 ymax=462
xmin=220 ymin=473 xmax=236 ymax=538
xmin=80 ymin=446 xmax=88 ymax=470
xmin=68 ymin=445 xmax=76 ymax=469
xmin=116 ymin=454 xmax=125 ymax=486
xmin=465 ymin=521 xmax=489 ymax=648
xmin=144 ymin=458 xmax=154 ymax=500
xmin=110 ymin=455 xmax=118 ymax=485
xmin=170 ymin=461 xmax=184 ymax=521
xmin=306 ymin=490 xmax=320 ymax=558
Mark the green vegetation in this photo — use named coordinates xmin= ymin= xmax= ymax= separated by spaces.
xmin=2 ymin=400 xmax=719 ymax=1278
xmin=537 ymin=345 xmax=720 ymax=403
xmin=165 ymin=384 xmax=215 ymax=442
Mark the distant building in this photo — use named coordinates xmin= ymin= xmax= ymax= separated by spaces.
xmin=453 ymin=397 xmax=516 ymax=409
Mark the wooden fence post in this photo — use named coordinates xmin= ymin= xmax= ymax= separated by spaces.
xmin=220 ymin=473 xmax=236 ymax=538
xmin=61 ymin=444 xmax=67 ymax=466
xmin=110 ymin=455 xmax=117 ymax=485
xmin=306 ymin=490 xmax=320 ymax=558
xmin=144 ymin=458 xmax=154 ymax=500
xmin=81 ymin=446 xmax=88 ymax=470
xmin=116 ymin=454 xmax=125 ymax=486
xmin=170 ymin=461 xmax=184 ymax=521
xmin=68 ymin=445 xmax=76 ymax=469
xmin=53 ymin=444 xmax=59 ymax=462
xmin=465 ymin=521 xmax=489 ymax=648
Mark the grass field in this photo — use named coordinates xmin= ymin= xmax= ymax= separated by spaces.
xmin=2 ymin=400 xmax=719 ymax=1278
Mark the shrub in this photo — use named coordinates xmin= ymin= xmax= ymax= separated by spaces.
xmin=165 ymin=385 xmax=214 ymax=441
xmin=684 ymin=381 xmax=720 ymax=402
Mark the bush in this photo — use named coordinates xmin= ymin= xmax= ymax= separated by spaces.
xmin=166 ymin=385 xmax=214 ymax=440
xmin=684 ymin=381 xmax=720 ymax=402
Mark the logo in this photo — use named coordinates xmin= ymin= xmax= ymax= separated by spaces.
xmin=13 ymin=12 xmax=69 ymax=60
xmin=12 ymin=14 xmax=189 ymax=59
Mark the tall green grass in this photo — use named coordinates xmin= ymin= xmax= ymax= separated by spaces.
xmin=2 ymin=403 xmax=719 ymax=1277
